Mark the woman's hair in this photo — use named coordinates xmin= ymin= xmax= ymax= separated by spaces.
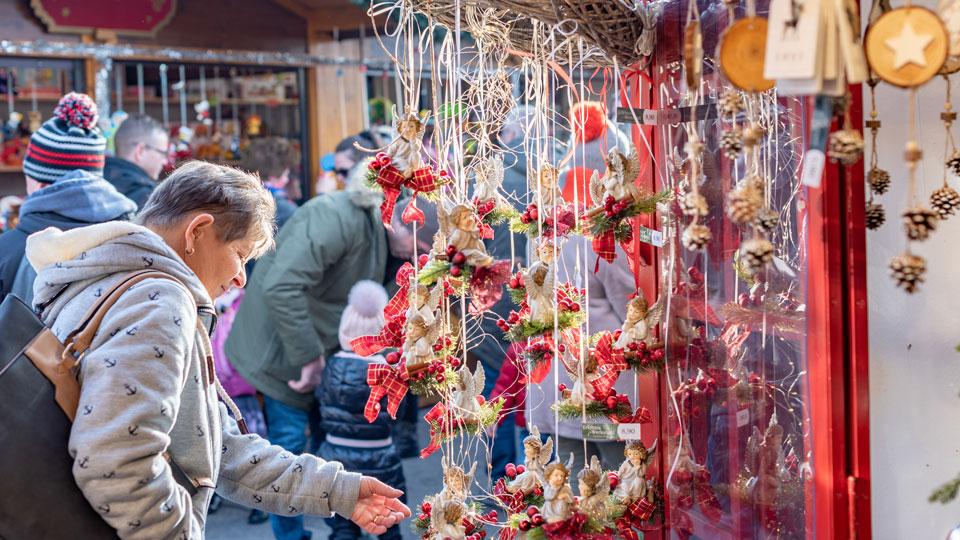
xmin=136 ymin=160 xmax=277 ymax=258
xmin=242 ymin=137 xmax=300 ymax=179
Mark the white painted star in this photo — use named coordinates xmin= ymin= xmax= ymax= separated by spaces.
xmin=885 ymin=21 xmax=935 ymax=70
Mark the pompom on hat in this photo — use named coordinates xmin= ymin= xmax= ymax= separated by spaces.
xmin=339 ymin=280 xmax=389 ymax=351
xmin=570 ymin=101 xmax=609 ymax=143
xmin=23 ymin=92 xmax=106 ymax=184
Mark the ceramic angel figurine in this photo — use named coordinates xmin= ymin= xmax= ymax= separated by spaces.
xmin=507 ymin=426 xmax=553 ymax=494
xmin=402 ymin=314 xmax=441 ymax=365
xmin=577 ymin=456 xmax=610 ymax=520
xmin=432 ymin=500 xmax=468 ymax=540
xmin=524 ymin=240 xmax=558 ymax=325
xmin=541 ymin=454 xmax=576 ymax=523
xmin=589 ymin=144 xmax=642 ymax=204
xmin=438 ymin=202 xmax=494 ymax=267
xmin=435 ymin=460 xmax=477 ymax=508
xmin=536 ymin=164 xmax=562 ymax=210
xmin=745 ymin=413 xmax=785 ymax=508
xmin=614 ymin=292 xmax=664 ymax=349
xmin=561 ymin=353 xmax=600 ymax=409
xmin=383 ymin=105 xmax=429 ymax=177
xmin=614 ymin=440 xmax=658 ymax=504
xmin=407 ymin=279 xmax=442 ymax=327
xmin=474 ymin=154 xmax=504 ymax=204
xmin=452 ymin=364 xmax=485 ymax=423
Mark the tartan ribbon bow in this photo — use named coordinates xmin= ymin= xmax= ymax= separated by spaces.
xmin=364 ymin=363 xmax=409 ymax=423
xmin=594 ymin=331 xmax=628 ymax=371
xmin=592 ymin=229 xmax=618 ymax=272
xmin=693 ymin=467 xmax=723 ymax=522
xmin=350 ymin=314 xmax=405 ymax=357
xmin=493 ymin=477 xmax=525 ymax=513
xmin=421 ymin=402 xmax=450 ymax=458
xmin=541 ymin=514 xmax=613 ymax=540
xmin=376 ymin=165 xmax=438 ymax=229
xmin=385 ymin=262 xmax=415 ymax=317
xmin=616 ymin=497 xmax=658 ymax=540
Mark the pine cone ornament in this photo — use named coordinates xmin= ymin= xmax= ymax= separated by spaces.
xmin=889 ymin=252 xmax=926 ymax=293
xmin=930 ymin=186 xmax=960 ymax=219
xmin=827 ymin=129 xmax=865 ymax=165
xmin=754 ymin=207 xmax=779 ymax=234
xmin=682 ymin=223 xmax=712 ymax=250
xmin=741 ymin=237 xmax=775 ymax=274
xmin=680 ymin=191 xmax=709 ymax=217
xmin=830 ymin=94 xmax=851 ymax=118
xmin=719 ymin=90 xmax=744 ymax=119
xmin=901 ymin=206 xmax=939 ymax=241
xmin=725 ymin=176 xmax=763 ymax=226
xmin=865 ymin=203 xmax=885 ymax=230
xmin=867 ymin=167 xmax=891 ymax=195
xmin=721 ymin=129 xmax=744 ymax=158
xmin=947 ymin=151 xmax=960 ymax=176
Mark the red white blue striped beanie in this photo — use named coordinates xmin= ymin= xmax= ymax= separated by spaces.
xmin=23 ymin=92 xmax=106 ymax=184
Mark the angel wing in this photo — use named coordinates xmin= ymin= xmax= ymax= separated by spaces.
xmin=590 ymin=456 xmax=611 ymax=497
xmin=427 ymin=285 xmax=443 ymax=312
xmin=458 ymin=366 xmax=474 ymax=393
xmin=623 ymin=144 xmax=642 ymax=182
xmin=472 ymin=364 xmax=485 ymax=397
xmin=436 ymin=201 xmax=452 ymax=239
xmin=589 ymin=169 xmax=604 ymax=206
xmin=424 ymin=319 xmax=443 ymax=346
xmin=539 ymin=436 xmax=555 ymax=465
xmin=644 ymin=295 xmax=665 ymax=329
xmin=644 ymin=439 xmax=658 ymax=467
xmin=391 ymin=104 xmax=400 ymax=131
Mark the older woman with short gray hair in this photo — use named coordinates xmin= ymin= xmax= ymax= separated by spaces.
xmin=23 ymin=160 xmax=410 ymax=539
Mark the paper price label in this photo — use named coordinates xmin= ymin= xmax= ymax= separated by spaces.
xmin=637 ymin=226 xmax=664 ymax=247
xmin=801 ymin=149 xmax=825 ymax=188
xmin=616 ymin=423 xmax=644 ymax=440
xmin=582 ymin=423 xmax=620 ymax=440
xmin=736 ymin=408 xmax=751 ymax=427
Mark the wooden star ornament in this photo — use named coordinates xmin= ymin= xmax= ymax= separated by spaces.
xmin=866 ymin=6 xmax=948 ymax=87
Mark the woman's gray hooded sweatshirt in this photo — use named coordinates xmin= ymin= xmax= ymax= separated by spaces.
xmin=26 ymin=221 xmax=361 ymax=539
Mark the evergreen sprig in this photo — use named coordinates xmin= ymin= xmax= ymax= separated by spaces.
xmin=587 ymin=189 xmax=673 ymax=237
xmin=552 ymin=400 xmax=632 ymax=421
xmin=931 ymin=471 xmax=960 ymax=504
xmin=503 ymin=310 xmax=586 ymax=343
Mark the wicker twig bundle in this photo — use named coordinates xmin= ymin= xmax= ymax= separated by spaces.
xmin=410 ymin=0 xmax=656 ymax=67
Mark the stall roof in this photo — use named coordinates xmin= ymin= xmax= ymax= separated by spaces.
xmin=272 ymin=0 xmax=383 ymax=41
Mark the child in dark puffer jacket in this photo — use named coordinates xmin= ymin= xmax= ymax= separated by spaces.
xmin=316 ymin=280 xmax=407 ymax=540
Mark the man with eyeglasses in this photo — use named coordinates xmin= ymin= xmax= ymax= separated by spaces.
xmin=104 ymin=113 xmax=170 ymax=208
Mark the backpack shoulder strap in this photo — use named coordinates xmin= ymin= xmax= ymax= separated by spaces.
xmin=59 ymin=270 xmax=185 ymax=373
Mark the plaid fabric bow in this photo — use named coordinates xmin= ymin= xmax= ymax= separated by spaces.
xmin=385 ymin=262 xmax=415 ymax=316
xmin=364 ymin=363 xmax=409 ymax=423
xmin=616 ymin=496 xmax=657 ymax=540
xmin=627 ymin=406 xmax=653 ymax=424
xmin=693 ymin=467 xmax=723 ymax=522
xmin=376 ymin=164 xmax=438 ymax=229
xmin=350 ymin=313 xmax=405 ymax=356
xmin=420 ymin=402 xmax=449 ymax=458
xmin=592 ymin=230 xmax=618 ymax=272
xmin=589 ymin=369 xmax=621 ymax=400
xmin=493 ymin=477 xmax=525 ymax=513
xmin=594 ymin=331 xmax=628 ymax=372
xmin=541 ymin=514 xmax=612 ymax=540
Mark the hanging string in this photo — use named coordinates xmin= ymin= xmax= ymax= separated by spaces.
xmin=159 ymin=63 xmax=169 ymax=127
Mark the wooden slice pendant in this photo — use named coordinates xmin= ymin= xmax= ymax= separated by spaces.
xmin=685 ymin=20 xmax=704 ymax=90
xmin=865 ymin=6 xmax=948 ymax=86
xmin=719 ymin=17 xmax=775 ymax=92
xmin=937 ymin=0 xmax=960 ymax=73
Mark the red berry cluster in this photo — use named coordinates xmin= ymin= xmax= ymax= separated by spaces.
xmin=603 ymin=195 xmax=631 ymax=220
xmin=508 ymin=271 xmax=525 ymax=290
xmin=504 ymin=462 xmax=526 ymax=479
xmin=625 ymin=339 xmax=665 ymax=367
xmin=445 ymin=244 xmax=468 ymax=277
xmin=519 ymin=505 xmax=545 ymax=530
xmin=385 ymin=351 xmax=401 ymax=365
xmin=525 ymin=341 xmax=558 ymax=363
xmin=54 ymin=92 xmax=98 ymax=130
xmin=368 ymin=152 xmax=393 ymax=171
xmin=519 ymin=203 xmax=539 ymax=224
xmin=472 ymin=197 xmax=496 ymax=216
xmin=608 ymin=471 xmax=620 ymax=490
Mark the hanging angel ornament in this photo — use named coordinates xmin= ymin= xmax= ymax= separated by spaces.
xmin=437 ymin=201 xmax=495 ymax=268
xmin=541 ymin=454 xmax=576 ymax=523
xmin=577 ymin=455 xmax=610 ymax=521
xmin=452 ymin=364 xmax=485 ymax=424
xmin=614 ymin=291 xmax=664 ymax=349
xmin=435 ymin=460 xmax=477 ymax=508
xmin=536 ymin=163 xmax=562 ymax=211
xmin=524 ymin=240 xmax=559 ymax=325
xmin=407 ymin=278 xmax=442 ymax=327
xmin=473 ymin=154 xmax=504 ymax=204
xmin=507 ymin=426 xmax=553 ymax=494
xmin=432 ymin=500 xmax=468 ymax=540
xmin=384 ymin=104 xmax=429 ymax=177
xmin=590 ymin=144 xmax=643 ymax=205
xmin=614 ymin=440 xmax=658 ymax=505
xmin=402 ymin=313 xmax=442 ymax=366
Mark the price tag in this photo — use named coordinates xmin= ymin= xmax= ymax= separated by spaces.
xmin=582 ymin=423 xmax=620 ymax=440
xmin=801 ymin=149 xmax=825 ymax=187
xmin=736 ymin=408 xmax=751 ymax=427
xmin=637 ymin=226 xmax=664 ymax=247
xmin=616 ymin=423 xmax=644 ymax=440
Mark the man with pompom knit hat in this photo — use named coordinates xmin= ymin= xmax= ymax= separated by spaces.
xmin=0 ymin=92 xmax=136 ymax=300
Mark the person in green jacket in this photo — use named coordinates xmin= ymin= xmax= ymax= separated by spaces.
xmin=225 ymin=163 xmax=429 ymax=540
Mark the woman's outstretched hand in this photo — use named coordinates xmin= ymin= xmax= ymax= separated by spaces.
xmin=350 ymin=476 xmax=412 ymax=535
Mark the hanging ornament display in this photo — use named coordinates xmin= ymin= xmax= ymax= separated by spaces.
xmin=931 ymin=74 xmax=960 ymax=219
xmin=726 ymin=174 xmax=764 ymax=226
xmin=901 ymin=205 xmax=940 ymax=240
xmin=865 ymin=78 xmax=889 ymax=230
xmin=827 ymin=127 xmax=865 ymax=165
xmin=719 ymin=17 xmax=775 ymax=92
xmin=721 ymin=128 xmax=745 ymax=157
xmin=889 ymin=251 xmax=927 ymax=292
